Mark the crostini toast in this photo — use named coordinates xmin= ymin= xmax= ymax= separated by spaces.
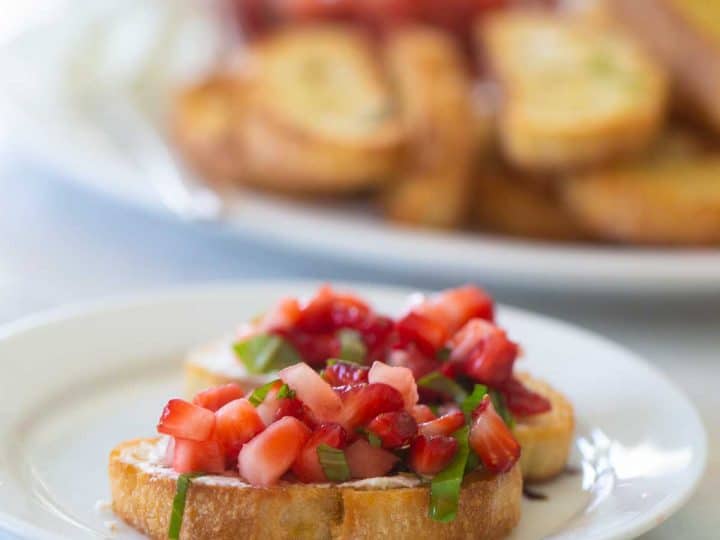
xmin=482 ymin=12 xmax=668 ymax=171
xmin=110 ymin=438 xmax=522 ymax=540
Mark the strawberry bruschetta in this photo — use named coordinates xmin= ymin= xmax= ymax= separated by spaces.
xmin=184 ymin=285 xmax=574 ymax=481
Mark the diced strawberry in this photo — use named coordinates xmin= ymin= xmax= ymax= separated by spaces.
xmin=335 ymin=383 xmax=404 ymax=431
xmin=262 ymin=297 xmax=302 ymax=331
xmin=192 ymin=383 xmax=245 ymax=412
xmin=274 ymin=397 xmax=318 ymax=429
xmin=255 ymin=381 xmax=286 ymax=426
xmin=157 ymin=399 xmax=215 ymax=441
xmin=296 ymin=285 xmax=371 ymax=334
xmin=368 ymin=361 xmax=419 ymax=410
xmin=214 ymin=398 xmax=265 ymax=459
xmin=277 ymin=329 xmax=340 ymax=367
xmin=498 ymin=377 xmax=552 ymax=416
xmin=469 ymin=396 xmax=521 ymax=474
xmin=418 ymin=410 xmax=465 ymax=437
xmin=237 ymin=416 xmax=311 ymax=486
xmin=414 ymin=285 xmax=494 ymax=336
xmin=367 ymin=411 xmax=417 ymax=448
xmin=409 ymin=434 xmax=458 ymax=476
xmin=411 ymin=404 xmax=438 ymax=423
xmin=291 ymin=423 xmax=347 ymax=482
xmin=172 ymin=438 xmax=225 ymax=474
xmin=345 ymin=438 xmax=399 ymax=478
xmin=449 ymin=319 xmax=517 ymax=386
xmin=437 ymin=402 xmax=462 ymax=416
xmin=323 ymin=362 xmax=369 ymax=386
xmin=387 ymin=344 xmax=441 ymax=381
xmin=395 ymin=312 xmax=448 ymax=355
xmin=355 ymin=315 xmax=394 ymax=362
xmin=279 ymin=363 xmax=343 ymax=422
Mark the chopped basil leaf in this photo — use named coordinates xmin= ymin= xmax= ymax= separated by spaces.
xmin=248 ymin=380 xmax=279 ymax=407
xmin=277 ymin=383 xmax=295 ymax=400
xmin=465 ymin=451 xmax=480 ymax=474
xmin=490 ymin=389 xmax=514 ymax=428
xmin=317 ymin=444 xmax=351 ymax=482
xmin=461 ymin=384 xmax=488 ymax=421
xmin=417 ymin=371 xmax=468 ymax=402
xmin=233 ymin=333 xmax=301 ymax=374
xmin=355 ymin=428 xmax=382 ymax=448
xmin=437 ymin=347 xmax=451 ymax=361
xmin=337 ymin=329 xmax=367 ymax=364
xmin=168 ymin=472 xmax=204 ymax=540
xmin=429 ymin=426 xmax=470 ymax=522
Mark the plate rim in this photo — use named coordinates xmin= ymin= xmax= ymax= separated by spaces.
xmin=0 ymin=279 xmax=709 ymax=540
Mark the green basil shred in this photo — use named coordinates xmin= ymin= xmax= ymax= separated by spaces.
xmin=276 ymin=383 xmax=295 ymax=400
xmin=429 ymin=426 xmax=471 ymax=522
xmin=168 ymin=472 xmax=204 ymax=539
xmin=460 ymin=384 xmax=488 ymax=421
xmin=233 ymin=334 xmax=301 ymax=374
xmin=489 ymin=389 xmax=514 ymax=428
xmin=417 ymin=371 xmax=469 ymax=402
xmin=317 ymin=444 xmax=351 ymax=482
xmin=248 ymin=380 xmax=280 ymax=407
xmin=337 ymin=329 xmax=367 ymax=364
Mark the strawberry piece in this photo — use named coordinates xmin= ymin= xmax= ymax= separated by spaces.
xmin=411 ymin=404 xmax=438 ymax=423
xmin=449 ymin=319 xmax=517 ymax=386
xmin=214 ymin=398 xmax=265 ymax=459
xmin=157 ymin=399 xmax=215 ymax=441
xmin=323 ymin=362 xmax=369 ymax=386
xmin=277 ymin=329 xmax=340 ymax=367
xmin=387 ymin=343 xmax=441 ymax=381
xmin=172 ymin=438 xmax=225 ymax=474
xmin=263 ymin=297 xmax=302 ymax=331
xmin=498 ymin=377 xmax=552 ymax=416
xmin=280 ymin=363 xmax=343 ymax=422
xmin=367 ymin=411 xmax=418 ymax=448
xmin=368 ymin=361 xmax=419 ymax=410
xmin=238 ymin=416 xmax=311 ymax=486
xmin=335 ymin=383 xmax=404 ymax=431
xmin=296 ymin=285 xmax=371 ymax=334
xmin=414 ymin=285 xmax=494 ymax=337
xmin=469 ymin=396 xmax=521 ymax=474
xmin=395 ymin=312 xmax=448 ymax=355
xmin=291 ymin=423 xmax=347 ymax=482
xmin=418 ymin=410 xmax=465 ymax=437
xmin=354 ymin=315 xmax=394 ymax=362
xmin=255 ymin=381 xmax=287 ymax=426
xmin=409 ymin=434 xmax=458 ymax=476
xmin=345 ymin=438 xmax=399 ymax=478
xmin=274 ymin=397 xmax=318 ymax=429
xmin=192 ymin=383 xmax=245 ymax=412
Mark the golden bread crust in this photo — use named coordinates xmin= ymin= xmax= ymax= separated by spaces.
xmin=110 ymin=439 xmax=521 ymax=540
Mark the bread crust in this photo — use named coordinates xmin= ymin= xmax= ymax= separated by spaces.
xmin=513 ymin=373 xmax=575 ymax=482
xmin=110 ymin=439 xmax=521 ymax=540
xmin=481 ymin=12 xmax=668 ymax=171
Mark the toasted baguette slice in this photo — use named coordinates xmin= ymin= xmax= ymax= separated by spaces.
xmin=481 ymin=13 xmax=668 ymax=171
xmin=171 ymin=74 xmax=247 ymax=187
xmin=563 ymin=157 xmax=720 ymax=245
xmin=110 ymin=438 xmax=521 ymax=540
xmin=185 ymin=344 xmax=574 ymax=482
xmin=473 ymin=168 xmax=586 ymax=242
xmin=240 ymin=26 xmax=404 ymax=193
xmin=609 ymin=0 xmax=720 ymax=133
xmin=381 ymin=27 xmax=479 ymax=228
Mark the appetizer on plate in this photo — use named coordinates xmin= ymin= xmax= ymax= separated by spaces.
xmin=183 ymin=285 xmax=574 ymax=482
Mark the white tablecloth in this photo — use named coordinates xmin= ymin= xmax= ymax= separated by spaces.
xmin=0 ymin=156 xmax=716 ymax=539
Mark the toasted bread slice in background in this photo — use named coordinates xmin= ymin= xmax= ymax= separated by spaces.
xmin=563 ymin=156 xmax=720 ymax=245
xmin=608 ymin=0 xmax=720 ymax=133
xmin=110 ymin=438 xmax=522 ymax=540
xmin=473 ymin=167 xmax=586 ymax=242
xmin=514 ymin=373 xmax=575 ymax=482
xmin=171 ymin=74 xmax=246 ymax=187
xmin=482 ymin=12 xmax=668 ymax=171
xmin=185 ymin=345 xmax=574 ymax=482
xmin=381 ymin=27 xmax=480 ymax=228
xmin=240 ymin=26 xmax=404 ymax=193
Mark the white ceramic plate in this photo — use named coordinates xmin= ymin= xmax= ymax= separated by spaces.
xmin=3 ymin=1 xmax=720 ymax=295
xmin=0 ymin=281 xmax=707 ymax=540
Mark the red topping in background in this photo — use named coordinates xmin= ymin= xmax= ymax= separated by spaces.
xmin=449 ymin=319 xmax=518 ymax=386
xmin=469 ymin=396 xmax=521 ymax=474
xmin=498 ymin=376 xmax=552 ymax=416
xmin=409 ymin=434 xmax=459 ymax=475
xmin=322 ymin=362 xmax=370 ymax=386
xmin=367 ymin=410 xmax=418 ymax=449
xmin=292 ymin=423 xmax=348 ymax=482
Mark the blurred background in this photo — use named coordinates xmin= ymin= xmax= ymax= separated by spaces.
xmin=0 ymin=0 xmax=718 ymax=538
